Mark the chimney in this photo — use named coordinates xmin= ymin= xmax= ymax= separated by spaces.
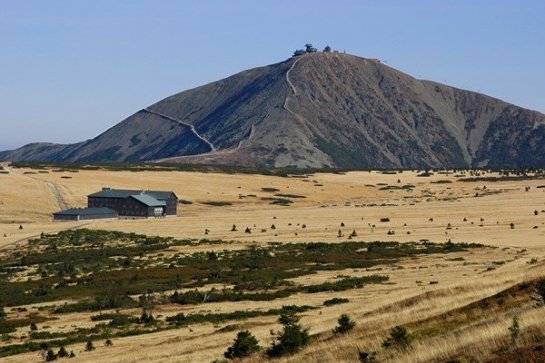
xmin=102 ymin=187 xmax=112 ymax=191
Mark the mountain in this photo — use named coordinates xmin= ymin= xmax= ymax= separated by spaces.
xmin=2 ymin=52 xmax=545 ymax=168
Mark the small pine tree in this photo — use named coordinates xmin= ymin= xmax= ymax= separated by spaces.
xmin=85 ymin=340 xmax=95 ymax=351
xmin=105 ymin=339 xmax=113 ymax=346
xmin=30 ymin=322 xmax=38 ymax=331
xmin=267 ymin=314 xmax=309 ymax=357
xmin=139 ymin=310 xmax=155 ymax=324
xmin=382 ymin=325 xmax=411 ymax=350
xmin=224 ymin=330 xmax=260 ymax=359
xmin=508 ymin=316 xmax=520 ymax=344
xmin=231 ymin=224 xmax=237 ymax=232
xmin=45 ymin=349 xmax=57 ymax=361
xmin=278 ymin=312 xmax=298 ymax=326
xmin=57 ymin=346 xmax=68 ymax=358
xmin=333 ymin=314 xmax=356 ymax=335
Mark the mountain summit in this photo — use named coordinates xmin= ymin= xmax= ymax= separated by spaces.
xmin=3 ymin=52 xmax=545 ymax=168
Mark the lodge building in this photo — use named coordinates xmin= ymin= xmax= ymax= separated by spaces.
xmin=87 ymin=187 xmax=178 ymax=218
xmin=53 ymin=187 xmax=178 ymax=221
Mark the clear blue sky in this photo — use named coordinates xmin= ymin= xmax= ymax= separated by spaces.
xmin=1 ymin=0 xmax=544 ymax=150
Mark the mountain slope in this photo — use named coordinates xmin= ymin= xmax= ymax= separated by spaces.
xmin=2 ymin=52 xmax=545 ymax=168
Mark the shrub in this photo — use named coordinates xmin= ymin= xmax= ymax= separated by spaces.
xmin=0 ymin=307 xmax=5 ymax=319
xmin=105 ymin=339 xmax=113 ymax=346
xmin=138 ymin=311 xmax=155 ymax=324
xmin=201 ymin=201 xmax=232 ymax=207
xmin=30 ymin=323 xmax=38 ymax=331
xmin=382 ymin=325 xmax=411 ymax=350
xmin=224 ymin=330 xmax=260 ymax=359
xmin=57 ymin=346 xmax=68 ymax=358
xmin=333 ymin=314 xmax=355 ymax=334
xmin=85 ymin=340 xmax=95 ymax=351
xmin=45 ymin=349 xmax=57 ymax=361
xmin=267 ymin=315 xmax=309 ymax=357
xmin=323 ymin=298 xmax=349 ymax=306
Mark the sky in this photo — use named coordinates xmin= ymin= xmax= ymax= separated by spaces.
xmin=1 ymin=0 xmax=545 ymax=150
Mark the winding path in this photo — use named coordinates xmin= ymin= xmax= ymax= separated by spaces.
xmin=9 ymin=166 xmax=70 ymax=211
xmin=143 ymin=108 xmax=217 ymax=152
xmin=283 ymin=56 xmax=304 ymax=111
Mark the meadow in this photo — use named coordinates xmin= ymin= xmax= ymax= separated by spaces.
xmin=0 ymin=164 xmax=544 ymax=362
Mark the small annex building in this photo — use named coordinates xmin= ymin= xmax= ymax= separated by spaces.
xmin=52 ymin=207 xmax=118 ymax=221
xmin=87 ymin=187 xmax=178 ymax=218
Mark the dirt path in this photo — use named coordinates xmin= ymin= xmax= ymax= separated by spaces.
xmin=143 ymin=108 xmax=217 ymax=151
xmin=8 ymin=167 xmax=70 ymax=211
xmin=283 ymin=56 xmax=304 ymax=110
xmin=45 ymin=181 xmax=69 ymax=210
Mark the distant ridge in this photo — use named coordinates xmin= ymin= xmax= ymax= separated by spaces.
xmin=2 ymin=52 xmax=545 ymax=168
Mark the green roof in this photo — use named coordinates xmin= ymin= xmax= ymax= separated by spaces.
xmin=53 ymin=207 xmax=118 ymax=216
xmin=130 ymin=194 xmax=166 ymax=207
xmin=88 ymin=188 xmax=175 ymax=200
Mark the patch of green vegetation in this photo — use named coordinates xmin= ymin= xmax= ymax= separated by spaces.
xmin=323 ymin=298 xmax=349 ymax=306
xmin=169 ymin=276 xmax=387 ymax=305
xmin=0 ymin=228 xmax=488 ymax=359
xmin=166 ymin=305 xmax=313 ymax=326
xmin=0 ymin=314 xmax=49 ymax=334
xmin=261 ymin=197 xmax=293 ymax=205
xmin=200 ymin=201 xmax=233 ymax=206
xmin=0 ymin=230 xmax=483 ymax=312
xmin=274 ymin=193 xmax=306 ymax=199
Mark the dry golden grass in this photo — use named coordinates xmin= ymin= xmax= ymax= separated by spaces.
xmin=1 ymin=167 xmax=545 ymax=362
